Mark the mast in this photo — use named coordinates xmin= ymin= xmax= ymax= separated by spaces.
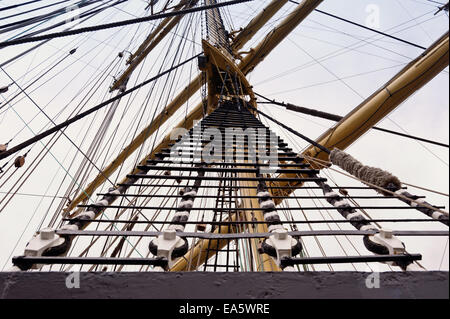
xmin=110 ymin=0 xmax=200 ymax=91
xmin=170 ymin=0 xmax=326 ymax=271
xmin=230 ymin=0 xmax=289 ymax=53
xmin=5 ymin=0 xmax=448 ymax=277
xmin=64 ymin=0 xmax=313 ymax=214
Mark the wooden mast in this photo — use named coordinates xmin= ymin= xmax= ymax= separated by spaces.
xmin=64 ymin=0 xmax=304 ymax=214
xmin=170 ymin=0 xmax=325 ymax=271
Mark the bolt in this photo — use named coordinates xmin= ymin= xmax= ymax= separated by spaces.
xmin=163 ymin=229 xmax=176 ymax=240
xmin=40 ymin=228 xmax=55 ymax=240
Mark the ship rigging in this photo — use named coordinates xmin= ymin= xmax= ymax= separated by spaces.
xmin=0 ymin=0 xmax=448 ymax=280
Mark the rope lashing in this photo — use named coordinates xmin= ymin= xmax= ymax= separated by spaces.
xmin=257 ymin=175 xmax=303 ymax=268
xmin=330 ymin=148 xmax=449 ymax=225
xmin=0 ymin=0 xmax=256 ymax=48
xmin=330 ymin=149 xmax=401 ymax=196
xmin=148 ymin=166 xmax=206 ymax=263
xmin=394 ymin=189 xmax=449 ymax=226
xmin=312 ymin=176 xmax=412 ymax=270
xmin=14 ymin=155 xmax=26 ymax=168
xmin=247 ymin=104 xmax=331 ymax=155
xmin=18 ymin=164 xmax=155 ymax=270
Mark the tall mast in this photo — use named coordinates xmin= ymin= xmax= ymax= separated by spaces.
xmin=64 ymin=0 xmax=306 ymax=214
xmin=170 ymin=0 xmax=326 ymax=271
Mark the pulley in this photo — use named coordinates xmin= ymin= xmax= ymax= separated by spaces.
xmin=14 ymin=155 xmax=25 ymax=168
xmin=195 ymin=223 xmax=207 ymax=232
xmin=146 ymin=0 xmax=159 ymax=13
xmin=0 ymin=85 xmax=9 ymax=94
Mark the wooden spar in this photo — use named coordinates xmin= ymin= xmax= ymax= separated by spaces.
xmin=65 ymin=0 xmax=310 ymax=214
xmin=202 ymin=41 xmax=280 ymax=271
xmin=269 ymin=31 xmax=450 ymax=202
xmin=239 ymin=0 xmax=324 ymax=75
xmin=110 ymin=0 xmax=199 ymax=92
xmin=126 ymin=0 xmax=191 ymax=64
xmin=110 ymin=0 xmax=289 ymax=91
xmin=230 ymin=0 xmax=289 ymax=52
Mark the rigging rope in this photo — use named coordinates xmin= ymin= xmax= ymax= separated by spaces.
xmin=0 ymin=54 xmax=200 ymax=162
xmin=0 ymin=0 xmax=100 ymax=35
xmin=329 ymin=148 xmax=449 ymax=224
xmin=15 ymin=0 xmax=127 ymax=40
xmin=255 ymin=93 xmax=449 ymax=148
xmin=0 ymin=0 xmax=121 ymax=69
xmin=247 ymin=104 xmax=331 ymax=154
xmin=288 ymin=0 xmax=427 ymax=50
xmin=0 ymin=0 xmax=43 ymax=13
xmin=0 ymin=0 xmax=255 ymax=48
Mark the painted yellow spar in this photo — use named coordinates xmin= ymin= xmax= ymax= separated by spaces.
xmin=65 ymin=0 xmax=301 ymax=213
xmin=126 ymin=0 xmax=192 ymax=64
xmin=230 ymin=0 xmax=289 ymax=53
xmin=170 ymin=213 xmax=240 ymax=271
xmin=238 ymin=171 xmax=281 ymax=272
xmin=239 ymin=0 xmax=323 ymax=75
xmin=110 ymin=0 xmax=199 ymax=91
xmin=269 ymin=31 xmax=450 ymax=202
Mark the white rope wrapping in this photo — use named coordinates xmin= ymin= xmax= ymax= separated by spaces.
xmin=178 ymin=200 xmax=194 ymax=210
xmin=257 ymin=191 xmax=271 ymax=198
xmin=183 ymin=190 xmax=197 ymax=198
xmin=260 ymin=199 xmax=275 ymax=210
xmin=346 ymin=212 xmax=364 ymax=220
xmin=325 ymin=191 xmax=339 ymax=198
xmin=264 ymin=211 xmax=279 ymax=219
xmin=173 ymin=211 xmax=190 ymax=218
xmin=330 ymin=148 xmax=401 ymax=195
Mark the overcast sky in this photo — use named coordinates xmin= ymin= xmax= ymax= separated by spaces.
xmin=0 ymin=0 xmax=448 ymax=272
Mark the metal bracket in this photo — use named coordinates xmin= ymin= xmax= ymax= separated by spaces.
xmin=153 ymin=229 xmax=185 ymax=269
xmin=23 ymin=228 xmax=65 ymax=270
xmin=372 ymin=229 xmax=405 ymax=256
xmin=265 ymin=229 xmax=296 ymax=269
